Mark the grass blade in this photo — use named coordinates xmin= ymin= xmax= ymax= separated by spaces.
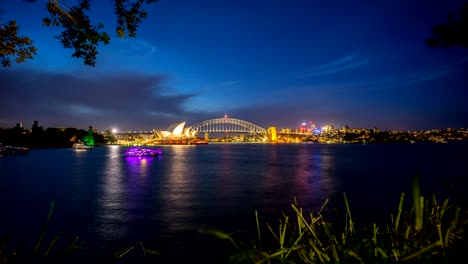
xmin=255 ymin=210 xmax=262 ymax=242
xmin=44 ymin=230 xmax=63 ymax=256
xmin=401 ymin=241 xmax=443 ymax=261
xmin=394 ymin=193 xmax=405 ymax=232
xmin=32 ymin=201 xmax=56 ymax=257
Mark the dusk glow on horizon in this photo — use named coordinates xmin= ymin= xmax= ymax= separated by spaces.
xmin=1 ymin=0 xmax=467 ymax=132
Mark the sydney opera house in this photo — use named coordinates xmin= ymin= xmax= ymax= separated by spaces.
xmin=152 ymin=122 xmax=206 ymax=145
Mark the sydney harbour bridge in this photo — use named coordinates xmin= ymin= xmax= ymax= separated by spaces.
xmin=116 ymin=116 xmax=313 ymax=143
xmin=191 ymin=117 xmax=267 ymax=134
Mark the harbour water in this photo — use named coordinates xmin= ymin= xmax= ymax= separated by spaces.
xmin=1 ymin=143 xmax=467 ymax=262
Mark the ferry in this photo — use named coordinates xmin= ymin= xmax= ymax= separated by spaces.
xmin=72 ymin=142 xmax=93 ymax=151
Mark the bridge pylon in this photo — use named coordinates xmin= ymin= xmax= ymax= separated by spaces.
xmin=267 ymin=126 xmax=277 ymax=142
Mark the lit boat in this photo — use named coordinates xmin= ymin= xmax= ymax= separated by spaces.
xmin=0 ymin=143 xmax=29 ymax=155
xmin=72 ymin=142 xmax=93 ymax=151
xmin=123 ymin=147 xmax=162 ymax=157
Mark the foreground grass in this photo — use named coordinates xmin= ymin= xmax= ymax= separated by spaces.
xmin=0 ymin=201 xmax=159 ymax=263
xmin=215 ymin=179 xmax=468 ymax=263
xmin=1 ymin=179 xmax=467 ymax=263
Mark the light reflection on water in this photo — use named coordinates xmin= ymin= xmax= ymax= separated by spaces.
xmin=159 ymin=145 xmax=198 ymax=232
xmin=251 ymin=145 xmax=337 ymax=216
xmin=95 ymin=145 xmax=127 ymax=243
xmin=1 ymin=143 xmax=467 ymax=261
xmin=80 ymin=144 xmax=342 ymax=242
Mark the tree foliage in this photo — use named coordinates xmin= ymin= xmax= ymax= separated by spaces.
xmin=0 ymin=20 xmax=37 ymax=67
xmin=427 ymin=3 xmax=468 ymax=48
xmin=0 ymin=0 xmax=158 ymax=67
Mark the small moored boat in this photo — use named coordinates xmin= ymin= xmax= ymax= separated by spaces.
xmin=123 ymin=147 xmax=162 ymax=157
xmin=72 ymin=142 xmax=93 ymax=151
xmin=0 ymin=143 xmax=29 ymax=155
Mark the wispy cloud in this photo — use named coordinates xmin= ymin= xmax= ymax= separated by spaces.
xmin=361 ymin=56 xmax=468 ymax=90
xmin=111 ymin=38 xmax=157 ymax=57
xmin=295 ymin=53 xmax=370 ymax=78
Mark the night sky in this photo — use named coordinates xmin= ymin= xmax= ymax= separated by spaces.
xmin=1 ymin=0 xmax=467 ymax=132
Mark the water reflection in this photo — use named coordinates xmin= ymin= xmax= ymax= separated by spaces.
xmin=2 ymin=143 xmax=466 ymax=261
xmin=95 ymin=145 xmax=127 ymax=243
xmin=123 ymin=156 xmax=154 ymax=209
xmin=264 ymin=145 xmax=280 ymax=194
xmin=215 ymin=144 xmax=238 ymax=210
xmin=124 ymin=156 xmax=159 ymax=178
xmin=93 ymin=146 xmax=165 ymax=248
xmin=91 ymin=144 xmax=339 ymax=242
xmin=257 ymin=145 xmax=337 ymax=214
xmin=70 ymin=148 xmax=87 ymax=197
xmin=159 ymin=146 xmax=196 ymax=232
xmin=302 ymin=146 xmax=336 ymax=208
xmin=292 ymin=145 xmax=313 ymax=199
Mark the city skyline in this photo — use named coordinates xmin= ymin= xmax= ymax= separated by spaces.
xmin=1 ymin=0 xmax=467 ymax=131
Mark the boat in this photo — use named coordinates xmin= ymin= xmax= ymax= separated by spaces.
xmin=72 ymin=141 xmax=93 ymax=151
xmin=123 ymin=147 xmax=162 ymax=157
xmin=0 ymin=143 xmax=29 ymax=155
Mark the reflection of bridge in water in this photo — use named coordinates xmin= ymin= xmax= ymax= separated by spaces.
xmin=117 ymin=116 xmax=314 ymax=143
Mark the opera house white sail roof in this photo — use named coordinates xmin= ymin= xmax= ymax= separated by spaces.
xmin=153 ymin=122 xmax=197 ymax=139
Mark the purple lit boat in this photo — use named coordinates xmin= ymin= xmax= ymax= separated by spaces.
xmin=123 ymin=147 xmax=162 ymax=157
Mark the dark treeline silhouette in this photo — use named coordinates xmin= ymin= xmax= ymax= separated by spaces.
xmin=0 ymin=121 xmax=105 ymax=148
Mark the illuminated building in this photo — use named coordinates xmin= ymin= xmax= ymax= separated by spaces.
xmin=152 ymin=122 xmax=201 ymax=144
xmin=268 ymin=127 xmax=277 ymax=142
xmin=321 ymin=125 xmax=334 ymax=134
xmin=308 ymin=121 xmax=316 ymax=132
xmin=299 ymin=122 xmax=307 ymax=133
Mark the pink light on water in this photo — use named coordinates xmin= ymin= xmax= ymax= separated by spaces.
xmin=123 ymin=147 xmax=162 ymax=157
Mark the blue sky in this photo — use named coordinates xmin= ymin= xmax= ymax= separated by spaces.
xmin=1 ymin=0 xmax=467 ymax=131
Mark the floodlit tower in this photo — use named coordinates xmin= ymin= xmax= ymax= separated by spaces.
xmin=268 ymin=127 xmax=277 ymax=142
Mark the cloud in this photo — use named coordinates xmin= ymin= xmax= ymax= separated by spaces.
xmin=109 ymin=38 xmax=157 ymax=58
xmin=361 ymin=56 xmax=468 ymax=90
xmin=0 ymin=68 xmax=199 ymax=130
xmin=295 ymin=53 xmax=370 ymax=78
xmin=307 ymin=56 xmax=468 ymax=93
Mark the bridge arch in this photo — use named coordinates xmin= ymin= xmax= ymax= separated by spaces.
xmin=190 ymin=117 xmax=267 ymax=134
